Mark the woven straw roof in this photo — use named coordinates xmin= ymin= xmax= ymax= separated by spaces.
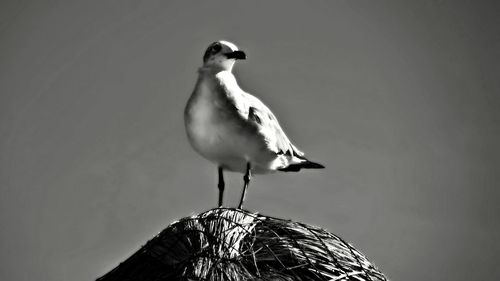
xmin=97 ymin=208 xmax=388 ymax=281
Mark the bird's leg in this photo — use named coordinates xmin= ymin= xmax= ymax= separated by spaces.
xmin=238 ymin=162 xmax=252 ymax=209
xmin=218 ymin=166 xmax=225 ymax=207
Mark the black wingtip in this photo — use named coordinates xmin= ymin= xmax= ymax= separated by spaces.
xmin=304 ymin=161 xmax=325 ymax=169
xmin=278 ymin=161 xmax=325 ymax=172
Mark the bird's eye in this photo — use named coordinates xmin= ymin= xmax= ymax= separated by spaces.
xmin=203 ymin=42 xmax=223 ymax=62
xmin=212 ymin=43 xmax=222 ymax=53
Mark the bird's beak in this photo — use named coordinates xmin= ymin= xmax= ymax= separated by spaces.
xmin=225 ymin=50 xmax=246 ymax=60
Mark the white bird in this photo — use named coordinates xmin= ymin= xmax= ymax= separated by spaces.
xmin=184 ymin=40 xmax=324 ymax=208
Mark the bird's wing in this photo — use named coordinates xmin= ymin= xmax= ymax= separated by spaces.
xmin=237 ymin=92 xmax=305 ymax=158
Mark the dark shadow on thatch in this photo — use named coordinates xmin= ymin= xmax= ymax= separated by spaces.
xmin=97 ymin=208 xmax=388 ymax=281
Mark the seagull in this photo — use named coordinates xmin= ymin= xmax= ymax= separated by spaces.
xmin=184 ymin=40 xmax=324 ymax=209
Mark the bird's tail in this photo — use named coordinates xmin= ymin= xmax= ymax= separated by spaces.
xmin=278 ymin=160 xmax=325 ymax=172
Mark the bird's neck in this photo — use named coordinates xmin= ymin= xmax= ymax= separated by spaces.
xmin=198 ymin=63 xmax=234 ymax=73
xmin=193 ymin=69 xmax=241 ymax=102
xmin=198 ymin=67 xmax=238 ymax=86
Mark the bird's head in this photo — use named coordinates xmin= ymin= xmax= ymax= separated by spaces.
xmin=202 ymin=40 xmax=246 ymax=71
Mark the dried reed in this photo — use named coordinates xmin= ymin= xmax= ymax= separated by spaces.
xmin=97 ymin=208 xmax=388 ymax=281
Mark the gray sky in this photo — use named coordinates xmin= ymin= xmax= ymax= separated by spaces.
xmin=1 ymin=1 xmax=499 ymax=280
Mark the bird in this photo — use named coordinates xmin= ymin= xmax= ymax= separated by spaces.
xmin=184 ymin=40 xmax=324 ymax=209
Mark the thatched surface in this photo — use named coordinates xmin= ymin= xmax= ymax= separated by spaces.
xmin=97 ymin=208 xmax=388 ymax=281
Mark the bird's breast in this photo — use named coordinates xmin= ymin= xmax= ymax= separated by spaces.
xmin=184 ymin=74 xmax=274 ymax=173
xmin=185 ymin=83 xmax=219 ymax=144
xmin=185 ymin=78 xmax=241 ymax=155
